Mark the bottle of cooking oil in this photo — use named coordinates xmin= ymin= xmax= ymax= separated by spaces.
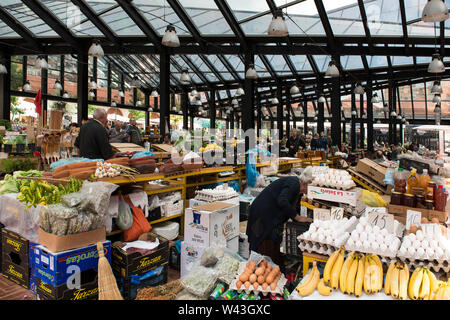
xmin=406 ymin=169 xmax=419 ymax=194
xmin=418 ymin=169 xmax=430 ymax=193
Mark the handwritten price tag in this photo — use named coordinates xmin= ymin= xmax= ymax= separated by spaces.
xmin=368 ymin=211 xmax=394 ymax=234
xmin=406 ymin=210 xmax=422 ymax=230
xmin=365 ymin=207 xmax=387 ymax=215
xmin=313 ymin=208 xmax=331 ymax=221
xmin=300 ymin=205 xmax=308 ymax=217
xmin=330 ymin=207 xmax=344 ymax=220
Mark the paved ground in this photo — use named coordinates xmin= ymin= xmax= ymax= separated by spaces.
xmin=0 ymin=267 xmax=181 ymax=300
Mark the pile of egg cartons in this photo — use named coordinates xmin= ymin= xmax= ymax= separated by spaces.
xmin=344 ymin=216 xmax=402 ymax=258
xmin=194 ymin=184 xmax=239 ymax=201
xmin=298 ymin=216 xmax=359 ymax=255
xmin=397 ymin=229 xmax=450 ymax=262
xmin=310 ymin=168 xmax=356 ymax=190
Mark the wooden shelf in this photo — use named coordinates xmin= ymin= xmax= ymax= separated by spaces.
xmin=146 ymin=183 xmax=183 ymax=195
xmin=149 ymin=213 xmax=183 ymax=225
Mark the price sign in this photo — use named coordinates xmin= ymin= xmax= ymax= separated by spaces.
xmin=300 ymin=205 xmax=308 ymax=217
xmin=368 ymin=211 xmax=394 ymax=234
xmin=365 ymin=207 xmax=387 ymax=215
xmin=421 ymin=224 xmax=435 ymax=236
xmin=330 ymin=207 xmax=344 ymax=220
xmin=406 ymin=210 xmax=422 ymax=231
xmin=313 ymin=208 xmax=331 ymax=221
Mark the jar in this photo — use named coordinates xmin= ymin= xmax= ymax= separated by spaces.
xmin=428 ymin=181 xmax=437 ymax=202
xmin=403 ymin=193 xmax=416 ymax=208
xmin=416 ymin=195 xmax=426 ymax=209
xmin=425 ymin=200 xmax=434 ymax=210
xmin=390 ymin=192 xmax=403 ymax=206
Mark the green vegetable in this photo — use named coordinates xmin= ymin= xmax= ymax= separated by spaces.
xmin=13 ymin=170 xmax=43 ymax=178
xmin=14 ymin=136 xmax=25 ymax=145
xmin=0 ymin=175 xmax=19 ymax=194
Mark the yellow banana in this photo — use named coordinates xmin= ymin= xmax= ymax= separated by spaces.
xmin=384 ymin=261 xmax=396 ymax=295
xmin=323 ymin=248 xmax=341 ymax=285
xmin=297 ymin=261 xmax=316 ymax=291
xmin=370 ymin=254 xmax=383 ymax=292
xmin=369 ymin=257 xmax=381 ymax=293
xmin=427 ymin=269 xmax=439 ymax=300
xmin=409 ymin=268 xmax=424 ymax=300
xmin=354 ymin=254 xmax=365 ymax=297
xmin=339 ymin=251 xmax=355 ymax=294
xmin=390 ymin=264 xmax=400 ymax=299
xmin=398 ymin=263 xmax=409 ymax=300
xmin=408 ymin=267 xmax=420 ymax=299
xmin=317 ymin=278 xmax=332 ymax=296
xmin=298 ymin=265 xmax=320 ymax=297
xmin=330 ymin=248 xmax=345 ymax=290
xmin=363 ymin=255 xmax=372 ymax=294
xmin=419 ymin=268 xmax=430 ymax=300
xmin=346 ymin=255 xmax=359 ymax=295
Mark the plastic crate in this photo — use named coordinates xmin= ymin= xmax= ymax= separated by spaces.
xmin=284 ymin=221 xmax=311 ymax=258
xmin=118 ymin=265 xmax=168 ymax=300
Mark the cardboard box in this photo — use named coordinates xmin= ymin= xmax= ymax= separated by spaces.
xmin=160 ymin=199 xmax=183 ymax=217
xmin=307 ymin=186 xmax=362 ymax=207
xmin=111 ymin=232 xmax=169 ymax=278
xmin=32 ymin=241 xmax=111 ymax=286
xmin=184 ymin=202 xmax=240 ymax=248
xmin=118 ymin=265 xmax=168 ymax=300
xmin=355 ymin=158 xmax=387 ymax=186
xmin=387 ymin=204 xmax=448 ymax=223
xmin=188 ymin=196 xmax=240 ymax=208
xmin=1 ymin=228 xmax=34 ymax=289
xmin=38 ymin=227 xmax=106 ymax=253
xmin=36 ymin=269 xmax=99 ymax=300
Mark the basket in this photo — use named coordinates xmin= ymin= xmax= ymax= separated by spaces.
xmin=284 ymin=221 xmax=311 ymax=257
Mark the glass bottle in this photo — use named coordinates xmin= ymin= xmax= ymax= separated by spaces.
xmin=434 ymin=185 xmax=447 ymax=212
xmin=418 ymin=169 xmax=431 ymax=193
xmin=394 ymin=168 xmax=407 ymax=193
xmin=406 ymin=169 xmax=419 ymax=194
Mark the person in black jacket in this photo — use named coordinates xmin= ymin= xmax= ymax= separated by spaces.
xmin=74 ymin=108 xmax=115 ymax=160
xmin=246 ymin=176 xmax=307 ymax=265
xmin=286 ymin=129 xmax=305 ymax=157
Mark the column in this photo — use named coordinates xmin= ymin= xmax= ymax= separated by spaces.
xmin=366 ymin=80 xmax=374 ymax=152
xmin=77 ymin=53 xmax=88 ymax=123
xmin=209 ymin=89 xmax=216 ymax=130
xmin=159 ymin=49 xmax=170 ymax=136
xmin=182 ymin=90 xmax=188 ymax=130
xmin=0 ymin=55 xmax=11 ymax=120
xmin=359 ymin=93 xmax=364 ymax=149
xmin=317 ymin=81 xmax=324 ymax=134
xmin=331 ymin=78 xmax=341 ymax=148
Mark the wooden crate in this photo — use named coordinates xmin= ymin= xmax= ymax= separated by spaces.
xmin=387 ymin=204 xmax=448 ymax=223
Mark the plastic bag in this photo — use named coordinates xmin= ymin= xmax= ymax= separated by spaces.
xmin=148 ymin=195 xmax=161 ymax=212
xmin=211 ymin=254 xmax=241 ymax=285
xmin=50 ymin=157 xmax=100 ymax=171
xmin=131 ymin=152 xmax=154 ymax=159
xmin=181 ymin=266 xmax=218 ymax=297
xmin=175 ymin=289 xmax=203 ymax=300
xmin=78 ymin=181 xmax=119 ymax=216
xmin=361 ymin=190 xmax=387 ymax=207
xmin=61 ymin=192 xmax=85 ymax=208
xmin=200 ymin=247 xmax=223 ymax=267
xmin=116 ymin=196 xmax=133 ymax=230
xmin=384 ymin=168 xmax=395 ymax=186
xmin=246 ymin=153 xmax=259 ymax=188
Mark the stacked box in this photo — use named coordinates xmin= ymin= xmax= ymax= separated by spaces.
xmin=32 ymin=241 xmax=111 ymax=300
xmin=117 ymin=265 xmax=168 ymax=300
xmin=1 ymin=228 xmax=37 ymax=289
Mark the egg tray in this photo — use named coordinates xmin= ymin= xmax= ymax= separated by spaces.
xmin=229 ymin=262 xmax=288 ymax=296
xmin=395 ymin=254 xmax=450 ymax=273
xmin=344 ymin=243 xmax=399 ymax=260
xmin=309 ymin=182 xmax=356 ymax=191
xmin=297 ymin=238 xmax=340 ymax=256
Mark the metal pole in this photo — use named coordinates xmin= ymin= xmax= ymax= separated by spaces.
xmin=0 ymin=55 xmax=10 ymax=120
xmin=331 ymin=77 xmax=341 ymax=148
xmin=160 ymin=49 xmax=170 ymax=137
xmin=77 ymin=53 xmax=88 ymax=123
xmin=367 ymin=80 xmax=374 ymax=152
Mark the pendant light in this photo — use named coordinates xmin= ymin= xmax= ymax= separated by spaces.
xmin=23 ymin=80 xmax=32 ymax=92
xmin=245 ymin=64 xmax=258 ymax=79
xmin=351 ymin=110 xmax=357 ymax=116
xmin=35 ymin=56 xmax=48 ymax=69
xmin=178 ymin=110 xmax=183 ymax=115
xmin=396 ymin=114 xmax=402 ymax=120
xmin=383 ymin=104 xmax=389 ymax=113
xmin=402 ymin=117 xmax=406 ymax=124
xmin=371 ymin=93 xmax=380 ymax=103
xmin=236 ymin=87 xmax=245 ymax=96
xmin=88 ymin=40 xmax=104 ymax=57
xmin=268 ymin=9 xmax=288 ymax=36
xmin=151 ymin=89 xmax=159 ymax=97
xmin=0 ymin=63 xmax=7 ymax=74
xmin=53 ymin=80 xmax=62 ymax=90
xmin=377 ymin=120 xmax=381 ymax=124
xmin=290 ymin=84 xmax=300 ymax=95
xmin=254 ymin=110 xmax=258 ymax=117
xmin=148 ymin=107 xmax=153 ymax=112
xmin=88 ymin=90 xmax=95 ymax=98
xmin=111 ymin=101 xmax=117 ymax=107
xmin=318 ymin=95 xmax=326 ymax=103
xmin=136 ymin=100 xmax=142 ymax=106
xmin=161 ymin=24 xmax=180 ymax=47
xmin=428 ymin=52 xmax=445 ymax=73
xmin=272 ymin=97 xmax=279 ymax=105
xmin=180 ymin=69 xmax=191 ymax=83
xmin=422 ymin=0 xmax=449 ymax=22
xmin=354 ymin=83 xmax=365 ymax=95
xmin=118 ymin=90 xmax=125 ymax=97
xmin=391 ymin=111 xmax=397 ymax=117
xmin=232 ymin=98 xmax=239 ymax=106
xmin=130 ymin=76 xmax=140 ymax=88
xmin=431 ymin=80 xmax=442 ymax=93
xmin=89 ymin=78 xmax=97 ymax=89
xmin=62 ymin=91 xmax=69 ymax=98
xmin=433 ymin=94 xmax=442 ymax=103
xmin=314 ymin=116 xmax=318 ymax=121
xmin=406 ymin=121 xmax=410 ymax=126
xmin=190 ymin=89 xmax=198 ymax=96
xmin=172 ymin=106 xmax=177 ymax=112
xmin=195 ymin=98 xmax=202 ymax=106
xmin=265 ymin=115 xmax=269 ymax=120
xmin=325 ymin=59 xmax=339 ymax=77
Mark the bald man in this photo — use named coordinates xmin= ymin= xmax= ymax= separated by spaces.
xmin=75 ymin=108 xmax=115 ymax=160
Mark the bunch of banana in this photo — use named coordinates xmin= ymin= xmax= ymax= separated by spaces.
xmin=58 ymin=177 xmax=82 ymax=195
xmin=385 ymin=261 xmax=409 ymax=299
xmin=430 ymin=279 xmax=450 ymax=300
xmin=339 ymin=253 xmax=365 ymax=296
xmin=363 ymin=254 xmax=383 ymax=294
xmin=323 ymin=246 xmax=346 ymax=289
xmin=296 ymin=261 xmax=320 ymax=297
xmin=408 ymin=267 xmax=441 ymax=300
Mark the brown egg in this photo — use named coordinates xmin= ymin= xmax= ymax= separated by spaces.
xmin=266 ymin=275 xmax=274 ymax=284
xmin=249 ymin=274 xmax=257 ymax=283
xmin=255 ymin=267 xmax=264 ymax=276
xmin=257 ymin=275 xmax=265 ymax=284
xmin=410 ymin=224 xmax=418 ymax=234
xmin=239 ymin=273 xmax=249 ymax=282
xmin=272 ymin=266 xmax=280 ymax=274
xmin=266 ymin=264 xmax=273 ymax=272
xmin=236 ymin=280 xmax=242 ymax=289
xmin=262 ymin=283 xmax=269 ymax=290
xmin=253 ymin=282 xmax=259 ymax=290
xmin=431 ymin=217 xmax=440 ymax=224
xmin=270 ymin=282 xmax=277 ymax=290
xmin=421 ymin=217 xmax=429 ymax=224
xmin=441 ymin=225 xmax=447 ymax=237
xmin=244 ymin=281 xmax=251 ymax=289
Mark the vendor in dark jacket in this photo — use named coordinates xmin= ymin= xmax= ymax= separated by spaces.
xmin=246 ymin=176 xmax=308 ymax=265
xmin=286 ymin=129 xmax=305 ymax=157
xmin=74 ymin=108 xmax=115 ymax=160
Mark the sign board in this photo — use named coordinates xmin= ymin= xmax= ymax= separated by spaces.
xmin=313 ymin=208 xmax=331 ymax=221
xmin=368 ymin=210 xmax=394 ymax=234
xmin=406 ymin=210 xmax=422 ymax=231
xmin=330 ymin=207 xmax=344 ymax=220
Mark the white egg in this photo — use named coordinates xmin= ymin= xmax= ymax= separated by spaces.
xmin=376 ymin=234 xmax=385 ymax=244
xmin=445 ymin=247 xmax=450 ymax=258
xmin=399 ymin=246 xmax=407 ymax=256
xmin=311 ymin=233 xmax=319 ymax=241
xmin=302 ymin=232 xmax=310 ymax=241
xmin=435 ymin=247 xmax=444 ymax=259
xmin=429 ymin=239 xmax=439 ymax=248
xmin=402 ymin=238 xmax=411 ymax=248
xmin=368 ymin=233 xmax=376 ymax=243
xmin=408 ymin=233 xmax=416 ymax=242
xmin=309 ymin=225 xmax=317 ymax=233
xmin=416 ymin=247 xmax=425 ymax=258
xmin=373 ymin=225 xmax=381 ymax=233
xmin=365 ymin=225 xmax=373 ymax=233
xmin=318 ymin=234 xmax=325 ymax=243
xmin=421 ymin=239 xmax=429 ymax=248
xmin=426 ymin=247 xmax=435 ymax=258
xmin=359 ymin=233 xmax=368 ymax=242
xmin=360 ymin=217 xmax=368 ymax=226
xmin=407 ymin=246 xmax=416 ymax=256
xmin=355 ymin=240 xmax=363 ymax=250
xmin=379 ymin=243 xmax=387 ymax=252
xmin=412 ymin=240 xmax=421 ymax=249
xmin=416 ymin=230 xmax=424 ymax=241
xmin=389 ymin=243 xmax=398 ymax=253
xmin=346 ymin=238 xmax=355 ymax=247
xmin=326 ymin=235 xmax=334 ymax=244
xmin=363 ymin=240 xmax=371 ymax=250
xmin=334 ymin=239 xmax=341 ymax=247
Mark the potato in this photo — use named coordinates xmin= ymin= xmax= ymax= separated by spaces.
xmin=257 ymin=275 xmax=265 ymax=284
xmin=236 ymin=280 xmax=243 ymax=289
xmin=249 ymin=274 xmax=257 ymax=283
xmin=255 ymin=267 xmax=264 ymax=276
xmin=239 ymin=273 xmax=249 ymax=282
xmin=244 ymin=281 xmax=251 ymax=289
xmin=410 ymin=224 xmax=418 ymax=234
xmin=272 ymin=266 xmax=280 ymax=274
xmin=266 ymin=264 xmax=272 ymax=272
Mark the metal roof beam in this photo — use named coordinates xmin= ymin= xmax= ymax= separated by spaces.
xmin=0 ymin=6 xmax=42 ymax=50
xmin=167 ymin=0 xmax=205 ymax=47
xmin=398 ymin=0 xmax=410 ymax=55
xmin=213 ymin=0 xmax=247 ymax=47
xmin=314 ymin=0 xmax=337 ymax=52
xmin=357 ymin=0 xmax=373 ymax=50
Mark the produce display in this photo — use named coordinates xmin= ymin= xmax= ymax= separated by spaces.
xmin=194 ymin=184 xmax=239 ymax=202
xmin=384 ymin=261 xmax=409 ymax=299
xmin=234 ymin=260 xmax=284 ymax=294
xmin=93 ymin=161 xmax=139 ymax=180
xmin=309 ymin=167 xmax=356 ymax=190
xmin=296 ymin=261 xmax=320 ymax=296
xmin=407 ymin=266 xmax=440 ymax=300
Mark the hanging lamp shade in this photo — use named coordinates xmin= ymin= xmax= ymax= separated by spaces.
xmin=236 ymin=87 xmax=245 ymax=96
xmin=118 ymin=90 xmax=125 ymax=97
xmin=161 ymin=24 xmax=180 ymax=47
xmin=351 ymin=110 xmax=357 ymax=116
xmin=172 ymin=106 xmax=177 ymax=112
xmin=391 ymin=111 xmax=397 ymax=117
xmin=325 ymin=59 xmax=339 ymax=77
xmin=190 ymin=89 xmax=198 ymax=96
xmin=371 ymin=93 xmax=380 ymax=103
xmin=272 ymin=97 xmax=279 ymax=104
xmin=232 ymin=98 xmax=239 ymax=106
xmin=434 ymin=104 xmax=442 ymax=114
xmin=268 ymin=9 xmax=288 ymax=36
xmin=396 ymin=115 xmax=402 ymax=120
xmin=377 ymin=120 xmax=381 ymax=124
xmin=245 ymin=64 xmax=258 ymax=79
xmin=290 ymin=84 xmax=300 ymax=95
xmin=198 ymin=106 xmax=203 ymax=112
xmin=383 ymin=104 xmax=389 ymax=112
xmin=130 ymin=76 xmax=140 ymax=88
xmin=195 ymin=99 xmax=202 ymax=106
xmin=35 ymin=56 xmax=48 ymax=69
xmin=151 ymin=89 xmax=159 ymax=97
xmin=148 ymin=107 xmax=153 ymax=112
xmin=136 ymin=100 xmax=142 ymax=106
xmin=428 ymin=52 xmax=445 ymax=73
xmin=53 ymin=80 xmax=62 ymax=90
xmin=433 ymin=94 xmax=442 ymax=103
xmin=88 ymin=40 xmax=104 ymax=57
xmin=422 ymin=0 xmax=449 ymax=22
xmin=0 ymin=63 xmax=7 ymax=74
xmin=180 ymin=69 xmax=191 ymax=83
xmin=318 ymin=95 xmax=326 ymax=103
xmin=314 ymin=116 xmax=318 ymax=121
xmin=354 ymin=83 xmax=365 ymax=95
xmin=431 ymin=80 xmax=443 ymax=93
xmin=254 ymin=110 xmax=258 ymax=117
xmin=402 ymin=117 xmax=406 ymax=124
xmin=265 ymin=115 xmax=269 ymax=120
xmin=111 ymin=101 xmax=117 ymax=107
xmin=88 ymin=90 xmax=95 ymax=98
xmin=178 ymin=110 xmax=183 ymax=115
xmin=62 ymin=91 xmax=69 ymax=98
xmin=23 ymin=80 xmax=32 ymax=92
xmin=89 ymin=78 xmax=97 ymax=89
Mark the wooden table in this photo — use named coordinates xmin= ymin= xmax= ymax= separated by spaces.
xmin=111 ymin=142 xmax=145 ymax=153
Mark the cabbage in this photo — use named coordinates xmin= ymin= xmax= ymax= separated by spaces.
xmin=0 ymin=177 xmax=19 ymax=195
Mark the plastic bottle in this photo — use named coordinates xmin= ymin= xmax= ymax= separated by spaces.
xmin=434 ymin=185 xmax=447 ymax=212
xmin=418 ymin=169 xmax=431 ymax=192
xmin=394 ymin=168 xmax=407 ymax=193
xmin=406 ymin=169 xmax=419 ymax=194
